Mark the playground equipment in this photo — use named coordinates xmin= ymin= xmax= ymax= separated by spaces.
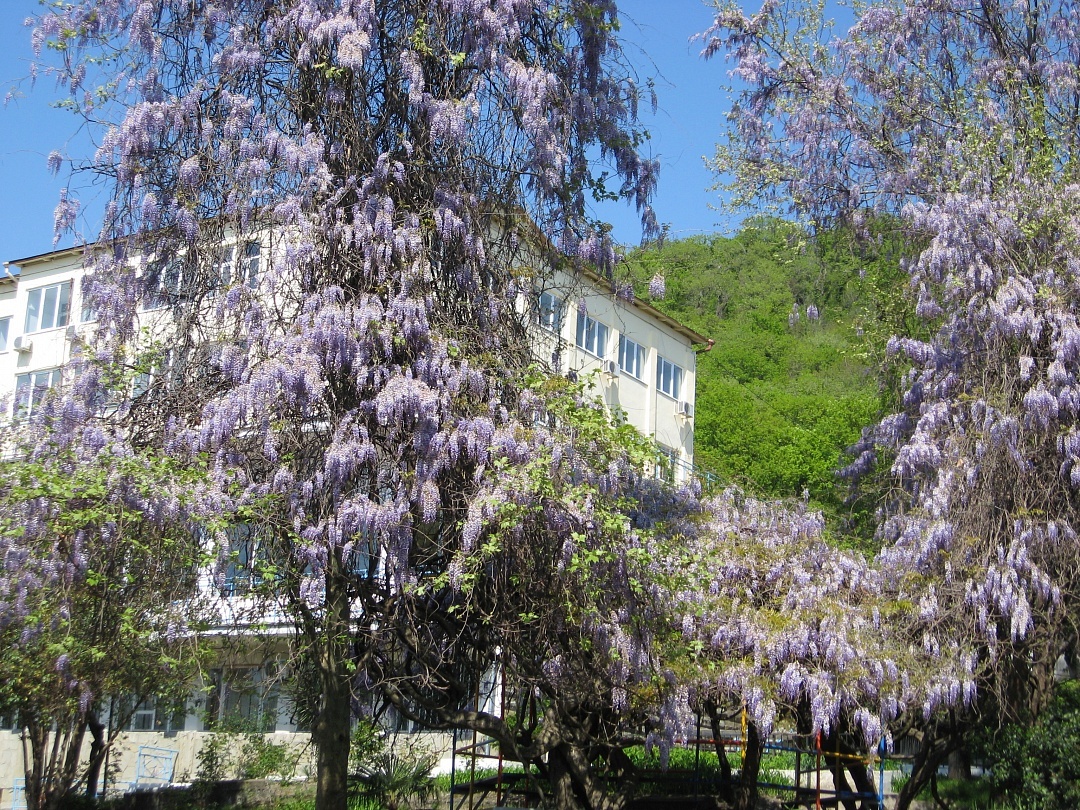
xmin=448 ymin=699 xmax=890 ymax=810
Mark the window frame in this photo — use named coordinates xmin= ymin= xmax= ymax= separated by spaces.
xmin=144 ymin=253 xmax=208 ymax=310
xmin=0 ymin=316 xmax=10 ymax=352
xmin=575 ymin=313 xmax=609 ymax=359
xmin=204 ymin=666 xmax=278 ymax=732
xmin=24 ymin=280 xmax=72 ymax=334
xmin=537 ymin=291 xmax=563 ymax=332
xmin=14 ymin=368 xmax=62 ymax=418
xmin=656 ymin=355 xmax=684 ymax=400
xmin=216 ymin=243 xmax=261 ymax=289
xmin=655 ymin=445 xmax=679 ymax=484
xmin=80 ymin=276 xmax=98 ymax=323
xmin=132 ymin=348 xmax=175 ymax=401
xmin=222 ymin=523 xmax=264 ymax=597
xmin=618 ymin=334 xmax=646 ymax=380
xmin=123 ymin=696 xmax=185 ymax=733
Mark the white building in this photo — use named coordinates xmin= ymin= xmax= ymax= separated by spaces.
xmin=533 ymin=263 xmax=705 ymax=481
xmin=0 ymin=240 xmax=707 ymax=798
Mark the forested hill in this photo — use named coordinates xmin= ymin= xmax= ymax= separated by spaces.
xmin=625 ymin=221 xmax=911 ymax=542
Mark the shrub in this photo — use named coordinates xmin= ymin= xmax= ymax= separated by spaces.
xmin=239 ymin=733 xmax=296 ymax=781
xmin=195 ymin=732 xmax=234 ymax=783
xmin=349 ymin=745 xmax=437 ymax=810
xmin=979 ymin=681 xmax=1080 ymax=810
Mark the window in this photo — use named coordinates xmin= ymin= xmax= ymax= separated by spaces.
xmin=0 ymin=317 xmax=9 ymax=351
xmin=132 ymin=348 xmax=175 ymax=400
xmin=656 ymin=356 xmax=684 ymax=400
xmin=211 ymin=247 xmax=234 ymax=288
xmin=575 ymin=313 xmax=609 ymax=358
xmin=25 ymin=281 xmax=71 ymax=333
xmin=80 ymin=277 xmax=97 ymax=323
xmin=242 ymin=243 xmax=261 ymax=287
xmin=619 ymin=335 xmax=646 ymax=380
xmin=537 ymin=291 xmax=563 ymax=331
xmin=143 ymin=258 xmax=192 ymax=309
xmin=349 ymin=532 xmax=379 ymax=580
xmin=216 ymin=243 xmax=261 ymax=288
xmin=655 ymin=445 xmax=679 ymax=484
xmin=126 ymin=696 xmax=186 ymax=732
xmin=14 ymin=369 xmax=62 ymax=418
xmin=204 ymin=667 xmax=278 ymax=732
xmin=222 ymin=523 xmax=264 ymax=596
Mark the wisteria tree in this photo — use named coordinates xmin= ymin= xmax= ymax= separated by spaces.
xmin=0 ymin=425 xmax=210 ymax=810
xmin=706 ymin=0 xmax=1080 ymax=804
xmin=649 ymin=487 xmax=971 ymax=810
xmin=28 ymin=1 xmax=664 ymax=808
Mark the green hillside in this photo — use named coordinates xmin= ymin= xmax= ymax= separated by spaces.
xmin=625 ymin=221 xmax=910 ymax=545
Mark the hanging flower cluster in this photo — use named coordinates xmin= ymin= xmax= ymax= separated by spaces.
xmin=706 ymin=0 xmax=1080 ymax=754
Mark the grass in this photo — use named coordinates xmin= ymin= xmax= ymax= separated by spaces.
xmin=431 ymin=767 xmax=504 ymax=792
xmin=889 ymin=775 xmax=1048 ymax=810
xmin=260 ymin=748 xmax=906 ymax=809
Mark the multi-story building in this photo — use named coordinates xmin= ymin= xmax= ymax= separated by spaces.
xmin=534 ymin=264 xmax=705 ymax=482
xmin=0 ymin=240 xmax=708 ymax=798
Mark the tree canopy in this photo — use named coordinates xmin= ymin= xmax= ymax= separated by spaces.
xmin=624 ymin=223 xmax=904 ymax=541
xmin=26 ymin=1 xmax=668 ymax=808
xmin=0 ymin=430 xmax=210 ymax=810
xmin=20 ymin=0 xmax=1080 ymax=808
xmin=706 ymin=0 xmax=1080 ymax=803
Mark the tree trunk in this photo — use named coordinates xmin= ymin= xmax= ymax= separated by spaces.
xmin=58 ymin=718 xmax=86 ymax=807
xmin=826 ymin=752 xmax=856 ymax=810
xmin=821 ymin=731 xmax=879 ymax=810
xmin=314 ymin=562 xmax=352 ymax=810
xmin=548 ymin=744 xmax=584 ymax=810
xmin=705 ymin=700 xmax=735 ymax=803
xmin=22 ymin=722 xmax=44 ymax=810
xmin=85 ymin=711 xmax=107 ymax=799
xmin=735 ymin=721 xmax=761 ymax=810
xmin=843 ymin=756 xmax=880 ymax=810
xmin=947 ymin=747 xmax=971 ymax=781
xmin=895 ymin=733 xmax=952 ymax=810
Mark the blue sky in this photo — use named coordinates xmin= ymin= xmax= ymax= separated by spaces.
xmin=0 ymin=0 xmax=731 ymax=266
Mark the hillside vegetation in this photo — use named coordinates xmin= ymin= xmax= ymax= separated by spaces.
xmin=625 ymin=221 xmax=912 ymax=545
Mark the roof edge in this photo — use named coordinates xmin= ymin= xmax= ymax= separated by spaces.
xmin=489 ymin=209 xmax=712 ymax=347
xmin=8 ymin=243 xmax=88 ymax=270
xmin=578 ymin=263 xmax=711 ymax=347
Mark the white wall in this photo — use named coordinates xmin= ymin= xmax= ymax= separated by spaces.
xmin=533 ymin=265 xmax=702 ymax=478
xmin=0 ymin=239 xmax=708 ymax=795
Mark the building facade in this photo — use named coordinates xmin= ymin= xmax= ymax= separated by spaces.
xmin=0 ymin=240 xmax=707 ymax=798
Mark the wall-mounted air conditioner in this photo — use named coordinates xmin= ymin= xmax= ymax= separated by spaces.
xmin=13 ymin=336 xmax=32 ymax=354
xmin=675 ymin=400 xmax=692 ymax=418
xmin=602 ymin=359 xmax=619 ymax=376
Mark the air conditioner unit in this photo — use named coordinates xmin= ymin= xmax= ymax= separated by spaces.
xmin=65 ymin=325 xmax=80 ymax=342
xmin=13 ymin=336 xmax=32 ymax=354
xmin=602 ymin=359 xmax=619 ymax=376
xmin=675 ymin=400 xmax=692 ymax=418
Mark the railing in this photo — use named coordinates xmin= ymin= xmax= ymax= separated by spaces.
xmin=657 ymin=453 xmax=727 ymax=494
xmin=133 ymin=746 xmax=178 ymax=789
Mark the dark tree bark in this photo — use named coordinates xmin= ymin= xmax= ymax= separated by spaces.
xmin=735 ymin=721 xmax=761 ymax=810
xmin=84 ymin=712 xmax=107 ymax=799
xmin=705 ymin=700 xmax=735 ymax=804
xmin=314 ymin=554 xmax=353 ymax=810
xmin=895 ymin=729 xmax=957 ymax=810
xmin=947 ymin=747 xmax=971 ymax=781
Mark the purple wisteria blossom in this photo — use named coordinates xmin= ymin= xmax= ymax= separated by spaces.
xmin=23 ymin=2 xmax=665 ymax=808
xmin=707 ymin=0 xmax=1080 ymax=803
xmin=648 ymin=272 xmax=666 ymax=300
